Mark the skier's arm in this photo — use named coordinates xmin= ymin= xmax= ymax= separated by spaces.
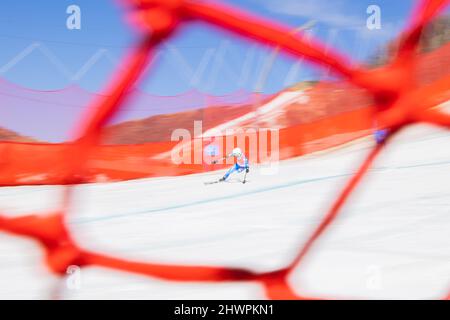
xmin=211 ymin=154 xmax=231 ymax=164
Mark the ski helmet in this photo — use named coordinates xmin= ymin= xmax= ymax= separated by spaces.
xmin=232 ymin=147 xmax=243 ymax=158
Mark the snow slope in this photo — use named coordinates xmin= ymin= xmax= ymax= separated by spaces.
xmin=0 ymin=123 xmax=449 ymax=299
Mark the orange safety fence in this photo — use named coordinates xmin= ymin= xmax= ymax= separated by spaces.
xmin=0 ymin=106 xmax=375 ymax=185
xmin=2 ymin=40 xmax=450 ymax=185
xmin=0 ymin=0 xmax=449 ymax=300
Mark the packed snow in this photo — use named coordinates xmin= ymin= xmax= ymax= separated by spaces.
xmin=0 ymin=123 xmax=449 ymax=299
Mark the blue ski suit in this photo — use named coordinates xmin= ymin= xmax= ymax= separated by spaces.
xmin=222 ymin=154 xmax=249 ymax=180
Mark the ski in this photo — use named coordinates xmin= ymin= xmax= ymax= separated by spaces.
xmin=204 ymin=180 xmax=222 ymax=185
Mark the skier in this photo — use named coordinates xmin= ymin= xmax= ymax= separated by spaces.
xmin=210 ymin=147 xmax=249 ymax=184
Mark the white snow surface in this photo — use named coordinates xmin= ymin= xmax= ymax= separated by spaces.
xmin=0 ymin=124 xmax=449 ymax=299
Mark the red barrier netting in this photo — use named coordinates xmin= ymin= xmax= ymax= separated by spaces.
xmin=0 ymin=0 xmax=449 ymax=299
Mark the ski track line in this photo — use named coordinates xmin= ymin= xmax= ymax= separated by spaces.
xmin=72 ymin=172 xmax=352 ymax=224
xmin=71 ymin=158 xmax=450 ymax=225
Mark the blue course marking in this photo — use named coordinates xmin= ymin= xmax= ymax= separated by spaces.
xmin=391 ymin=159 xmax=450 ymax=170
xmin=71 ymin=172 xmax=352 ymax=225
xmin=71 ymin=157 xmax=450 ymax=225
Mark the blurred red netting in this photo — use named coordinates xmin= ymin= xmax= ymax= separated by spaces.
xmin=0 ymin=0 xmax=449 ymax=299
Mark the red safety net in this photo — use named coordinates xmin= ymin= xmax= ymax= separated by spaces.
xmin=0 ymin=0 xmax=449 ymax=299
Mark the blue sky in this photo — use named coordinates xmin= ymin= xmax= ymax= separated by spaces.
xmin=0 ymin=0 xmax=424 ymax=96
